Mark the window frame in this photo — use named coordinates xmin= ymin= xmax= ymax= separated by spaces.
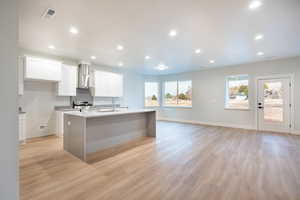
xmin=225 ymin=74 xmax=250 ymax=110
xmin=144 ymin=81 xmax=160 ymax=108
xmin=163 ymin=80 xmax=193 ymax=108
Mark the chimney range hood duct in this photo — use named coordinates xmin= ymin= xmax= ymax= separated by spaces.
xmin=78 ymin=61 xmax=91 ymax=89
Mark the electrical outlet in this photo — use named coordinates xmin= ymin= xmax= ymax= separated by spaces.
xmin=40 ymin=125 xmax=48 ymax=129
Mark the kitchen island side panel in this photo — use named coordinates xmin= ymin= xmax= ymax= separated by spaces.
xmin=64 ymin=114 xmax=86 ymax=161
xmin=146 ymin=111 xmax=156 ymax=137
xmin=86 ymin=113 xmax=150 ymax=154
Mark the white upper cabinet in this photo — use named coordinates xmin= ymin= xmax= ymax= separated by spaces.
xmin=24 ymin=56 xmax=62 ymax=81
xmin=110 ymin=72 xmax=123 ymax=97
xmin=92 ymin=70 xmax=123 ymax=97
xmin=57 ymin=64 xmax=78 ymax=96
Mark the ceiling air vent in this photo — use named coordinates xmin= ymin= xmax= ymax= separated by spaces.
xmin=42 ymin=8 xmax=56 ymax=19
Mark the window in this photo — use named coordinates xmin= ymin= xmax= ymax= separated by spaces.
xmin=164 ymin=80 xmax=192 ymax=107
xmin=225 ymin=75 xmax=249 ymax=109
xmin=144 ymin=82 xmax=160 ymax=107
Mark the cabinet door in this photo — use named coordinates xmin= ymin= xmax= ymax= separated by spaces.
xmin=110 ymin=73 xmax=123 ymax=97
xmin=22 ymin=117 xmax=26 ymax=143
xmin=24 ymin=56 xmax=42 ymax=80
xmin=94 ymin=71 xmax=110 ymax=97
xmin=56 ymin=111 xmax=64 ymax=137
xmin=94 ymin=71 xmax=123 ymax=97
xmin=57 ymin=64 xmax=77 ymax=96
xmin=19 ymin=114 xmax=26 ymax=142
xmin=42 ymin=59 xmax=62 ymax=81
xmin=24 ymin=56 xmax=62 ymax=81
xmin=19 ymin=117 xmax=23 ymax=141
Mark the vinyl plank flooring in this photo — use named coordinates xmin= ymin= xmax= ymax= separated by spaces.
xmin=20 ymin=121 xmax=300 ymax=200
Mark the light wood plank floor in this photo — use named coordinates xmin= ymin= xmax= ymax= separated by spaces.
xmin=20 ymin=121 xmax=300 ymax=200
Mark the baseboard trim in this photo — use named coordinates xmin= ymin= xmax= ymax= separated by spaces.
xmin=158 ymin=118 xmax=300 ymax=135
xmin=26 ymin=133 xmax=57 ymax=140
xmin=291 ymin=130 xmax=300 ymax=135
xmin=157 ymin=118 xmax=255 ymax=130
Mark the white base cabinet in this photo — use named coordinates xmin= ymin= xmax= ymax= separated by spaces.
xmin=56 ymin=111 xmax=64 ymax=137
xmin=19 ymin=114 xmax=26 ymax=143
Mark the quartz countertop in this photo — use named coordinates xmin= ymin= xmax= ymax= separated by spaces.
xmin=64 ymin=109 xmax=155 ymax=118
xmin=54 ymin=104 xmax=124 ymax=111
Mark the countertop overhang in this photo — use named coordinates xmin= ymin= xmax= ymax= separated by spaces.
xmin=64 ymin=109 xmax=155 ymax=118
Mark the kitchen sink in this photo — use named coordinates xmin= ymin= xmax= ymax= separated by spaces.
xmin=97 ymin=109 xmax=121 ymax=112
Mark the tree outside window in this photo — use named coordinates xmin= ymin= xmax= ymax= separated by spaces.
xmin=145 ymin=82 xmax=160 ymax=107
xmin=226 ymin=75 xmax=249 ymax=109
xmin=164 ymin=80 xmax=192 ymax=107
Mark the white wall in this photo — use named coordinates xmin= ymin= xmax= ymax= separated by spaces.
xmin=0 ymin=0 xmax=19 ymax=199
xmin=19 ymin=50 xmax=145 ymax=138
xmin=19 ymin=81 xmax=70 ymax=138
xmin=150 ymin=57 xmax=300 ymax=133
xmin=121 ymin=70 xmax=145 ymax=109
xmin=18 ymin=50 xmax=77 ymax=138
xmin=19 ymin=51 xmax=300 ymax=138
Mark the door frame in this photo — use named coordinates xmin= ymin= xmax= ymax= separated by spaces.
xmin=254 ymin=74 xmax=295 ymax=133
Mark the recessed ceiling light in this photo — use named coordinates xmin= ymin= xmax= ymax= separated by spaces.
xmin=156 ymin=63 xmax=168 ymax=71
xmin=116 ymin=45 xmax=124 ymax=51
xmin=257 ymin=52 xmax=264 ymax=56
xmin=48 ymin=45 xmax=55 ymax=50
xmin=69 ymin=26 xmax=79 ymax=35
xmin=249 ymin=1 xmax=262 ymax=10
xmin=169 ymin=29 xmax=177 ymax=37
xmin=145 ymin=56 xmax=151 ymax=60
xmin=90 ymin=56 xmax=96 ymax=60
xmin=195 ymin=49 xmax=202 ymax=54
xmin=118 ymin=62 xmax=124 ymax=67
xmin=209 ymin=60 xmax=215 ymax=64
xmin=254 ymin=34 xmax=264 ymax=40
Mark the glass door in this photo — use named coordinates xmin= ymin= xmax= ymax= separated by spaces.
xmin=257 ymin=78 xmax=291 ymax=133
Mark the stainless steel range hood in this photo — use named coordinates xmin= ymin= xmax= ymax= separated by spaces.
xmin=78 ymin=61 xmax=91 ymax=89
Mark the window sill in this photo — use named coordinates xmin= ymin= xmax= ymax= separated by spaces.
xmin=144 ymin=106 xmax=160 ymax=108
xmin=224 ymin=107 xmax=251 ymax=111
xmin=163 ymin=106 xmax=193 ymax=109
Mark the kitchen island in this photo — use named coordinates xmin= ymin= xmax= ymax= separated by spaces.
xmin=63 ymin=109 xmax=156 ymax=162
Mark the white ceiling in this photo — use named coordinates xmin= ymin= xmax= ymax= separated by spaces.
xmin=19 ymin=0 xmax=300 ymax=75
